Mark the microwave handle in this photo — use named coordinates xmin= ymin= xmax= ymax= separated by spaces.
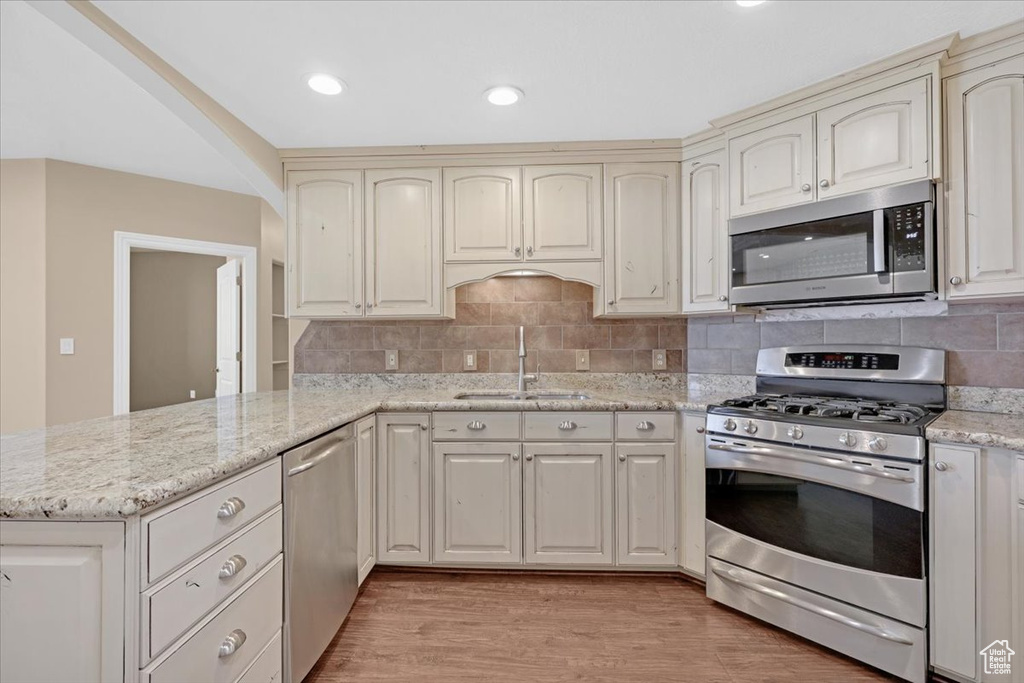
xmin=872 ymin=209 xmax=886 ymax=273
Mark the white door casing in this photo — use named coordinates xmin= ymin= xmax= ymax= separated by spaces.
xmin=215 ymin=259 xmax=241 ymax=397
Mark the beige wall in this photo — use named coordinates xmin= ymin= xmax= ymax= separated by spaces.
xmin=129 ymin=251 xmax=225 ymax=411
xmin=0 ymin=160 xmax=47 ymax=433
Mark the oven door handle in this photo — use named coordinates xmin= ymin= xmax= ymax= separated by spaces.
xmin=872 ymin=208 xmax=886 ymax=273
xmin=707 ymin=443 xmax=916 ymax=483
xmin=711 ymin=566 xmax=915 ymax=645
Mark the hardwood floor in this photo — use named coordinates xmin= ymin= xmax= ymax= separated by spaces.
xmin=305 ymin=569 xmax=899 ymax=682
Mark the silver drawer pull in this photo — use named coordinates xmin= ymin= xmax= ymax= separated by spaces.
xmin=218 ymin=554 xmax=247 ymax=579
xmin=217 ymin=497 xmax=246 ymax=519
xmin=218 ymin=629 xmax=247 ymax=658
xmin=636 ymin=421 xmax=655 ymax=432
xmin=467 ymin=420 xmax=486 ymax=431
xmin=558 ymin=420 xmax=578 ymax=431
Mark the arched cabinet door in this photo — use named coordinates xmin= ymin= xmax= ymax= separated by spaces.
xmin=523 ymin=165 xmax=603 ymax=261
xmin=944 ymin=57 xmax=1024 ymax=299
xmin=287 ymin=170 xmax=363 ymax=317
xmin=682 ymin=149 xmax=730 ymax=313
xmin=729 ymin=115 xmax=815 ymax=217
xmin=443 ymin=167 xmax=522 ymax=263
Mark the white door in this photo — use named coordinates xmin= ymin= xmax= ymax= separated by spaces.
xmin=376 ymin=414 xmax=431 ymax=563
xmin=356 ymin=415 xmax=376 ymax=585
xmin=729 ymin=114 xmax=816 ymax=217
xmin=215 ymin=259 xmax=240 ymax=397
xmin=432 ymin=443 xmax=522 ymax=564
xmin=364 ymin=168 xmax=443 ymax=317
xmin=682 ymin=149 xmax=730 ymax=313
xmin=817 ymin=78 xmax=930 ymax=198
xmin=615 ymin=443 xmax=676 ymax=566
xmin=286 ymin=170 xmax=363 ymax=317
xmin=680 ymin=413 xmax=707 ymax=577
xmin=443 ymin=167 xmax=522 ymax=262
xmin=929 ymin=445 xmax=978 ymax=680
xmin=523 ymin=165 xmax=603 ymax=261
xmin=945 ymin=57 xmax=1024 ymax=299
xmin=523 ymin=443 xmax=613 ymax=565
xmin=603 ymin=162 xmax=680 ymax=316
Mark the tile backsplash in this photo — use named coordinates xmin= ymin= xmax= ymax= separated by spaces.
xmin=294 ymin=276 xmax=687 ymax=374
xmin=687 ymin=302 xmax=1024 ymax=388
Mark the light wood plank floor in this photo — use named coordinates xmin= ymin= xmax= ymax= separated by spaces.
xmin=305 ymin=569 xmax=899 ymax=682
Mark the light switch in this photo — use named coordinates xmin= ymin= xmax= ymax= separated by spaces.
xmin=385 ymin=350 xmax=399 ymax=371
xmin=652 ymin=349 xmax=667 ymax=370
xmin=189 ymin=390 xmax=196 ymax=399
xmin=463 ymin=350 xmax=477 ymax=371
xmin=59 ymin=338 xmax=75 ymax=355
xmin=575 ymin=349 xmax=590 ymax=371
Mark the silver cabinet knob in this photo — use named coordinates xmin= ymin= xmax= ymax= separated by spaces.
xmin=420 ymin=424 xmax=429 ymax=430
xmin=801 ymin=183 xmax=811 ymax=192
xmin=819 ymin=179 xmax=830 ymax=189
xmin=218 ymin=554 xmax=248 ymax=579
xmin=949 ymin=276 xmax=963 ymax=285
xmin=514 ymin=246 xmax=522 ymax=256
xmin=354 ymin=303 xmax=361 ymax=309
xmin=868 ymin=437 xmax=888 ymax=452
xmin=525 ymin=453 xmax=534 ymax=461
xmin=636 ymin=421 xmax=655 ymax=432
xmin=618 ymin=453 xmax=627 ymax=462
xmin=935 ymin=461 xmax=949 ymax=472
xmin=718 ymin=295 xmax=727 ymax=302
xmin=218 ymin=629 xmax=247 ymax=658
xmin=512 ymin=453 xmax=520 ymax=461
xmin=607 ymin=300 xmax=616 ymax=306
xmin=216 ymin=497 xmax=245 ymax=519
xmin=366 ymin=302 xmax=373 ymax=309
xmin=467 ymin=420 xmax=486 ymax=431
xmin=558 ymin=420 xmax=578 ymax=431
xmin=838 ymin=432 xmax=857 ymax=447
xmin=787 ymin=426 xmax=804 ymax=441
xmin=696 ymin=426 xmax=706 ymax=434
xmin=723 ymin=419 xmax=737 ymax=432
xmin=743 ymin=420 xmax=758 ymax=434
xmin=526 ymin=246 xmax=534 ymax=256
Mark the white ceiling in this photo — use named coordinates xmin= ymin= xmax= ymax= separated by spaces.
xmin=0 ymin=0 xmax=254 ymax=195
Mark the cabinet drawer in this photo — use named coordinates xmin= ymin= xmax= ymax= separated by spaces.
xmin=143 ymin=507 xmax=283 ymax=661
xmin=142 ymin=557 xmax=283 ymax=683
xmin=432 ymin=412 xmax=520 ymax=441
xmin=524 ymin=412 xmax=613 ymax=441
xmin=615 ymin=413 xmax=676 ymax=441
xmin=237 ymin=630 xmax=282 ymax=683
xmin=143 ymin=460 xmax=282 ymax=584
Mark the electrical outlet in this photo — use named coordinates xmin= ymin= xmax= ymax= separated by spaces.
xmin=575 ymin=349 xmax=590 ymax=371
xmin=189 ymin=390 xmax=196 ymax=399
xmin=652 ymin=349 xmax=667 ymax=371
xmin=385 ymin=350 xmax=399 ymax=371
xmin=59 ymin=338 xmax=75 ymax=355
xmin=463 ymin=350 xmax=477 ymax=371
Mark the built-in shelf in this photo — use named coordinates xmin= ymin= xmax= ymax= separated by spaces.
xmin=272 ymin=313 xmax=287 ymax=319
xmin=272 ymin=360 xmax=289 ymax=365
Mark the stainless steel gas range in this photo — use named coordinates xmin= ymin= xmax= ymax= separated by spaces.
xmin=704 ymin=345 xmax=946 ymax=683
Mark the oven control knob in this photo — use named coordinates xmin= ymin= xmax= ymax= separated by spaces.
xmin=868 ymin=437 xmax=888 ymax=452
xmin=787 ymin=426 xmax=804 ymax=441
xmin=838 ymin=432 xmax=857 ymax=447
xmin=743 ymin=420 xmax=758 ymax=434
xmin=724 ymin=419 xmax=737 ymax=432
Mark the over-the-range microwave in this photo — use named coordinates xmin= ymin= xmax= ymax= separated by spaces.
xmin=727 ymin=180 xmax=936 ymax=308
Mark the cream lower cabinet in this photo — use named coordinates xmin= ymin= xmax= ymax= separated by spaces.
xmin=523 ymin=443 xmax=614 ymax=565
xmin=432 ymin=443 xmax=522 ymax=564
xmin=930 ymin=443 xmax=1022 ymax=682
xmin=356 ymin=415 xmax=376 ymax=584
xmin=944 ymin=55 xmax=1024 ymax=300
xmin=376 ymin=414 xmax=431 ymax=563
xmin=615 ymin=443 xmax=676 ymax=566
xmin=682 ymin=147 xmax=730 ymax=313
xmin=680 ymin=412 xmax=707 ymax=577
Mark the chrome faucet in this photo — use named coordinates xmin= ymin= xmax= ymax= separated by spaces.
xmin=517 ymin=326 xmax=539 ymax=392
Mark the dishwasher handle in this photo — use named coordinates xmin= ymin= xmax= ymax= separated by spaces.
xmin=285 ymin=426 xmax=354 ymax=477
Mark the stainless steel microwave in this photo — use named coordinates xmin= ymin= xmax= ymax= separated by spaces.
xmin=728 ymin=180 xmax=936 ymax=307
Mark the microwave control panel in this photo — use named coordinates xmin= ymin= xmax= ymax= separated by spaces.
xmin=888 ymin=202 xmax=927 ymax=272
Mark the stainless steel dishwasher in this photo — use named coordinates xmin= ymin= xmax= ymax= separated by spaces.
xmin=284 ymin=424 xmax=357 ymax=683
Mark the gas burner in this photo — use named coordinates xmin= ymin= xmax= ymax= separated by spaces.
xmin=720 ymin=394 xmax=933 ymax=425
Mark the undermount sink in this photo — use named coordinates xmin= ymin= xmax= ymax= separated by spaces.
xmin=453 ymin=392 xmax=590 ymax=401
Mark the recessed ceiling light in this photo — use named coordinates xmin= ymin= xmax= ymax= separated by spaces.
xmin=736 ymin=0 xmax=767 ymax=6
xmin=485 ymin=86 xmax=524 ymax=106
xmin=307 ymin=74 xmax=345 ymax=96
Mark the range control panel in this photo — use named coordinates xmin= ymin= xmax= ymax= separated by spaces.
xmin=887 ymin=202 xmax=928 ymax=272
xmin=785 ymin=352 xmax=900 ymax=370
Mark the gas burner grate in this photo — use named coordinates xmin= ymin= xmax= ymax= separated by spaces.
xmin=721 ymin=394 xmax=932 ymax=425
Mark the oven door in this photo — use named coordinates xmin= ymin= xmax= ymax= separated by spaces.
xmin=704 ymin=436 xmax=925 ymax=626
xmin=728 ymin=208 xmax=892 ymax=305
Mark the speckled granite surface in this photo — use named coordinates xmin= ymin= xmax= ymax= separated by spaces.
xmin=926 ymin=410 xmax=1024 ymax=453
xmin=0 ymin=383 xmax=727 ymax=520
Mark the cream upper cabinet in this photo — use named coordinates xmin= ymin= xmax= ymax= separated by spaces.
xmin=376 ymin=414 xmax=431 ymax=564
xmin=603 ymin=162 xmax=680 ymax=316
xmin=364 ymin=168 xmax=443 ymax=317
xmin=944 ymin=55 xmax=1024 ymax=300
xmin=817 ymin=78 xmax=930 ymax=198
xmin=287 ymin=170 xmax=363 ymax=317
xmin=523 ymin=443 xmax=613 ymax=565
xmin=729 ymin=115 xmax=815 ymax=217
xmin=432 ymin=442 xmax=522 ymax=564
xmin=682 ymin=148 xmax=730 ymax=313
xmin=356 ymin=415 xmax=376 ymax=585
xmin=615 ymin=443 xmax=676 ymax=566
xmin=523 ymin=165 xmax=603 ymax=261
xmin=444 ymin=167 xmax=522 ymax=262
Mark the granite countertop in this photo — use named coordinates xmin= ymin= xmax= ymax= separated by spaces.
xmin=926 ymin=410 xmax=1024 ymax=453
xmin=0 ymin=386 xmax=726 ymax=521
